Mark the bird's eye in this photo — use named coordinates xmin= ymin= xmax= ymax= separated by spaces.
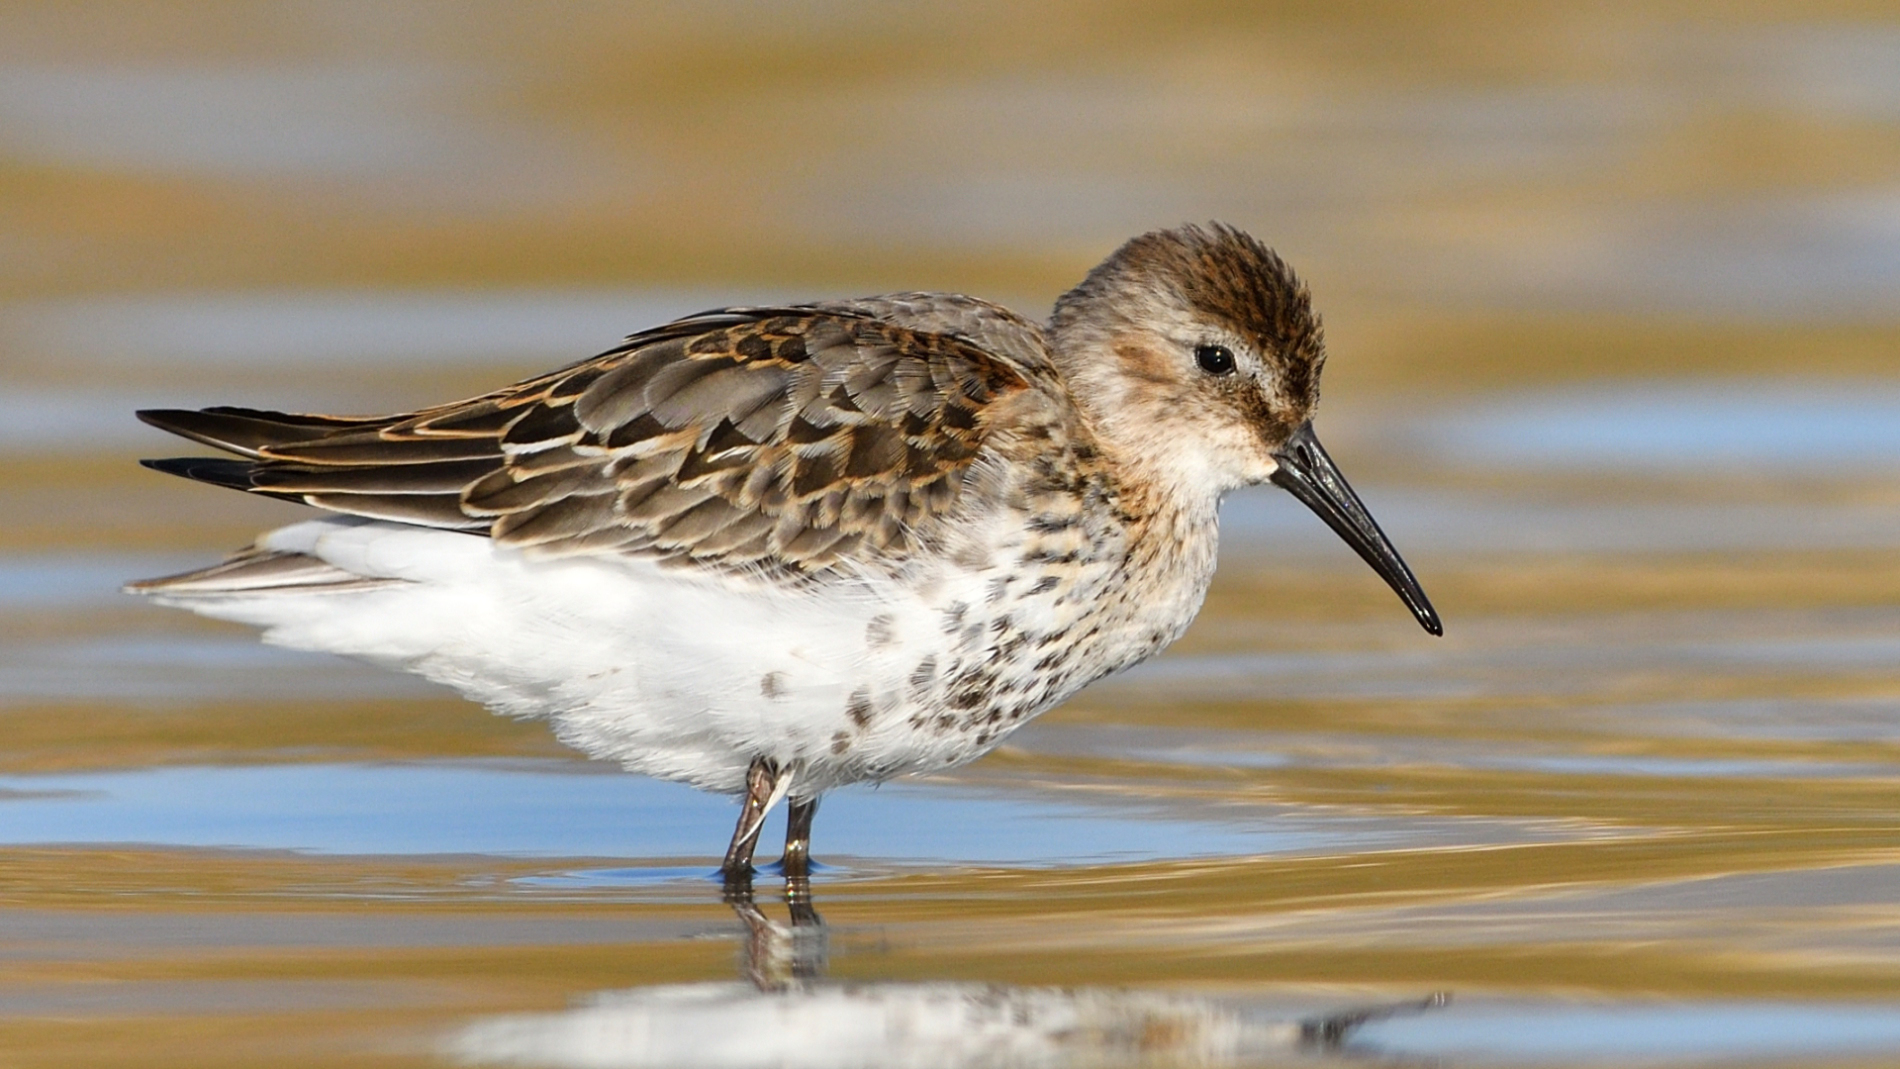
xmin=1195 ymin=344 xmax=1236 ymax=375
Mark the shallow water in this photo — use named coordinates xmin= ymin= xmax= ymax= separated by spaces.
xmin=0 ymin=760 xmax=1430 ymax=863
xmin=4 ymin=4 xmax=1900 ymax=1067
xmin=3 ymin=374 xmax=1895 ymax=1068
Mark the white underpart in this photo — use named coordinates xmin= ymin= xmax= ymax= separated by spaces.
xmin=149 ymin=517 xmax=1008 ymax=795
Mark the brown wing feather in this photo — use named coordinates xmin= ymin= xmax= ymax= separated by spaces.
xmin=141 ymin=302 xmax=1053 ymax=576
xmin=478 ymin=309 xmax=1041 ymax=572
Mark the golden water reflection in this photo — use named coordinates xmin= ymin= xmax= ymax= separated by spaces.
xmin=3 ymin=2 xmax=1900 ymax=1066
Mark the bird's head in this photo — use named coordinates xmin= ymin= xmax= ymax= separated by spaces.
xmin=1050 ymin=222 xmax=1441 ymax=636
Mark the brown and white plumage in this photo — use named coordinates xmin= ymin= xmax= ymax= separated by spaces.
xmin=140 ymin=297 xmax=1050 ymax=576
xmin=130 ymin=224 xmax=1439 ymax=883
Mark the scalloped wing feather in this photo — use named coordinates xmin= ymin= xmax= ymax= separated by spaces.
xmin=139 ymin=301 xmax=1055 ymax=577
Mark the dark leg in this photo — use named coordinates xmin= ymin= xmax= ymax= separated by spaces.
xmin=726 ymin=806 xmax=829 ymax=993
xmin=719 ymin=763 xmax=829 ymax=990
xmin=781 ymin=795 xmax=820 ymax=882
xmin=721 ymin=758 xmax=780 ymax=891
xmin=781 ymin=795 xmax=823 ymax=950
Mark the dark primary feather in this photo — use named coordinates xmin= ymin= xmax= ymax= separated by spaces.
xmin=137 ymin=408 xmax=386 ymax=457
xmin=138 ymin=456 xmax=270 ymax=496
xmin=138 ymin=300 xmax=1052 ymax=574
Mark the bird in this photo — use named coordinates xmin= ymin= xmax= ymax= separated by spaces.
xmin=128 ymin=223 xmax=1441 ymax=889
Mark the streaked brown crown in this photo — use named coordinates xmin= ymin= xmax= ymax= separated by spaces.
xmin=1051 ymin=222 xmax=1326 ymax=419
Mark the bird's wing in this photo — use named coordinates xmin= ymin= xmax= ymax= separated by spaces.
xmin=138 ymin=301 xmax=1053 ymax=576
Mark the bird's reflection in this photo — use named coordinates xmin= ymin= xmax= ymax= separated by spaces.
xmin=724 ymin=870 xmax=827 ymax=992
xmin=447 ymin=875 xmax=1446 ymax=1068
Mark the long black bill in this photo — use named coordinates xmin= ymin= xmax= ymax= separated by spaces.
xmin=1269 ymin=423 xmax=1442 ymax=636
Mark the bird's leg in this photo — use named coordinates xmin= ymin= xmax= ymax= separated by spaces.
xmin=721 ymin=762 xmax=823 ymax=987
xmin=781 ymin=795 xmax=820 ymax=883
xmin=781 ymin=794 xmax=823 ymax=964
xmin=721 ymin=758 xmax=780 ymax=891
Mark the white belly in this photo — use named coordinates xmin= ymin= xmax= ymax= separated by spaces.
xmin=151 ymin=519 xmax=1052 ymax=794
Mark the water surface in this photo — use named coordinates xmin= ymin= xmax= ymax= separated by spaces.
xmin=4 ymin=375 xmax=1896 ymax=1065
xmin=4 ymin=5 xmax=1900 ymax=1067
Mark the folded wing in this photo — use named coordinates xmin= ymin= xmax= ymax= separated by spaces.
xmin=138 ymin=302 xmax=1047 ymax=577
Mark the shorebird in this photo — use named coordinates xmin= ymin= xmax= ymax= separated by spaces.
xmin=130 ymin=223 xmax=1440 ymax=887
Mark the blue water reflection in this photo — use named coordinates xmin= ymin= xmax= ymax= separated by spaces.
xmin=0 ymin=760 xmax=1363 ymax=865
xmin=1355 ymin=998 xmax=1900 ymax=1063
xmin=0 ymin=555 xmax=195 ymax=608
xmin=1424 ymin=382 xmax=1900 ymax=473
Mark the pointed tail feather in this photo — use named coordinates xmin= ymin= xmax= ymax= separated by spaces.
xmin=137 ymin=407 xmax=381 ymax=458
xmin=137 ymin=405 xmax=494 ymax=530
